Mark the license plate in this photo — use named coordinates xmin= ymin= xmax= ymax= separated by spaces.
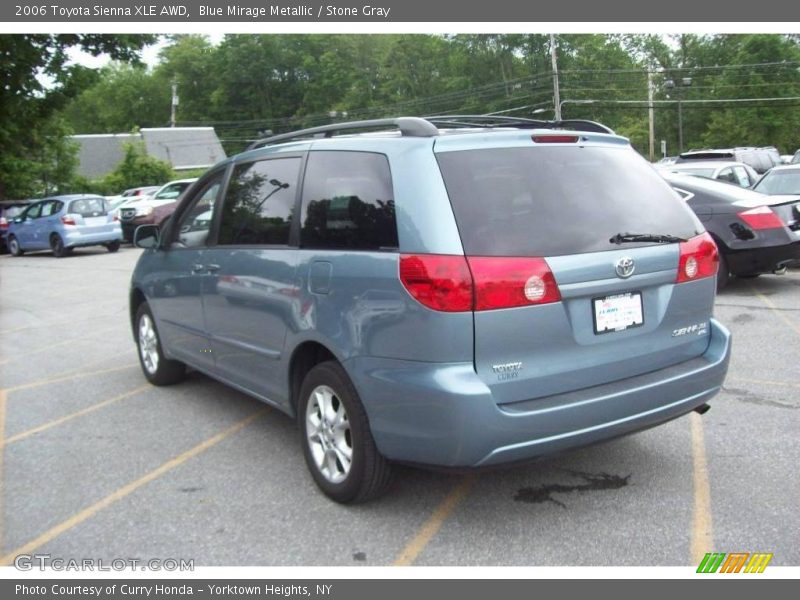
xmin=85 ymin=216 xmax=106 ymax=226
xmin=593 ymin=292 xmax=644 ymax=334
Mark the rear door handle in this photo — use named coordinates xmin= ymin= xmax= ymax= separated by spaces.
xmin=206 ymin=264 xmax=221 ymax=272
xmin=191 ymin=263 xmax=205 ymax=273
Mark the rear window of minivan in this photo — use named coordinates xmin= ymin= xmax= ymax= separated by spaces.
xmin=436 ymin=146 xmax=701 ymax=257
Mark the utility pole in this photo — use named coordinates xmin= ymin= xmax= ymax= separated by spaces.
xmin=170 ymin=81 xmax=179 ymax=128
xmin=550 ymin=34 xmax=561 ymax=120
xmin=648 ymin=71 xmax=655 ymax=162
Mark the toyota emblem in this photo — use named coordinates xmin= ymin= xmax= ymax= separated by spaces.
xmin=615 ymin=256 xmax=635 ymax=279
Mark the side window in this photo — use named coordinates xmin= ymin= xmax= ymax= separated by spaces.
xmin=716 ymin=168 xmax=736 ymax=184
xmin=25 ymin=203 xmax=43 ymax=220
xmin=300 ymin=151 xmax=397 ymax=250
xmin=218 ymin=158 xmax=300 ymax=246
xmin=173 ymin=175 xmax=223 ymax=248
xmin=40 ymin=201 xmax=58 ymax=217
xmin=732 ymin=166 xmax=750 ymax=188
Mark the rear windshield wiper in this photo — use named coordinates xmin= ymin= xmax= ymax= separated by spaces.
xmin=609 ymin=232 xmax=687 ymax=245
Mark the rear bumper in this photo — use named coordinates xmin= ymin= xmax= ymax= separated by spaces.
xmin=63 ymin=227 xmax=122 ymax=247
xmin=726 ymin=240 xmax=800 ymax=274
xmin=345 ymin=318 xmax=731 ymax=467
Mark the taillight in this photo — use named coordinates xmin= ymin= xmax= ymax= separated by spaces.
xmin=399 ymin=254 xmax=473 ymax=312
xmin=468 ymin=257 xmax=560 ymax=310
xmin=532 ymin=134 xmax=579 ymax=143
xmin=113 ymin=215 xmax=119 ymax=221
xmin=60 ymin=215 xmax=76 ymax=226
xmin=0 ymin=217 xmax=7 ymax=230
xmin=737 ymin=206 xmax=784 ymax=230
xmin=676 ymin=233 xmax=719 ymax=283
xmin=399 ymin=254 xmax=561 ymax=312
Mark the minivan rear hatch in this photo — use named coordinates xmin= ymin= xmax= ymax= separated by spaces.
xmin=435 ymin=132 xmax=716 ymax=405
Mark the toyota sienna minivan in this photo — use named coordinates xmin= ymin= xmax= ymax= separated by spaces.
xmin=130 ymin=116 xmax=731 ymax=503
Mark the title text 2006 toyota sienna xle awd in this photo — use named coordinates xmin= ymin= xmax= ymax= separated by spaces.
xmin=129 ymin=116 xmax=731 ymax=503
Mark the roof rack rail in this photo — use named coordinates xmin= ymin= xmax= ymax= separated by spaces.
xmin=423 ymin=115 xmax=615 ymax=135
xmin=246 ymin=117 xmax=439 ymax=150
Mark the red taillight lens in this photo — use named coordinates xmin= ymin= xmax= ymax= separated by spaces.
xmin=532 ymin=135 xmax=579 ymax=143
xmin=0 ymin=217 xmax=7 ymax=230
xmin=468 ymin=257 xmax=560 ymax=310
xmin=60 ymin=215 xmax=76 ymax=226
xmin=737 ymin=206 xmax=784 ymax=230
xmin=677 ymin=233 xmax=719 ymax=283
xmin=399 ymin=254 xmax=473 ymax=312
xmin=113 ymin=215 xmax=119 ymax=221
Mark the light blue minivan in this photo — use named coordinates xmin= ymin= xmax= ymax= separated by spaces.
xmin=130 ymin=116 xmax=731 ymax=503
xmin=7 ymin=194 xmax=122 ymax=257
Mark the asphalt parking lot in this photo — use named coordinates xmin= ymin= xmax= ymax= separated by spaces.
xmin=0 ymin=247 xmax=798 ymax=567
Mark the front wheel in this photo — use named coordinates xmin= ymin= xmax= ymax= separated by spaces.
xmin=7 ymin=235 xmax=23 ymax=256
xmin=106 ymin=240 xmax=121 ymax=253
xmin=135 ymin=302 xmax=186 ymax=385
xmin=298 ymin=361 xmax=392 ymax=503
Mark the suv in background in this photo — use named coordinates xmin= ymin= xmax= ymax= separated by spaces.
xmin=129 ymin=116 xmax=731 ymax=503
xmin=676 ymin=147 xmax=781 ymax=174
xmin=119 ymin=178 xmax=197 ymax=242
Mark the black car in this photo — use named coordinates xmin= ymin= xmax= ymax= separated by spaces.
xmin=664 ymin=173 xmax=800 ymax=288
xmin=0 ymin=199 xmax=32 ymax=253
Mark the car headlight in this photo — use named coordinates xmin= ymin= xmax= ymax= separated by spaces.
xmin=136 ymin=206 xmax=154 ymax=217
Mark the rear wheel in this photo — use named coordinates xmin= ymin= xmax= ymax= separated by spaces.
xmin=8 ymin=235 xmax=23 ymax=256
xmin=716 ymin=252 xmax=730 ymax=291
xmin=298 ymin=361 xmax=392 ymax=503
xmin=106 ymin=240 xmax=121 ymax=253
xmin=135 ymin=302 xmax=186 ymax=385
xmin=50 ymin=234 xmax=69 ymax=258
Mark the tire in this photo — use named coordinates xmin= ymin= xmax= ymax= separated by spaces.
xmin=716 ymin=252 xmax=730 ymax=291
xmin=135 ymin=302 xmax=186 ymax=386
xmin=106 ymin=240 xmax=121 ymax=253
xmin=8 ymin=235 xmax=23 ymax=257
xmin=298 ymin=361 xmax=392 ymax=503
xmin=50 ymin=234 xmax=68 ymax=258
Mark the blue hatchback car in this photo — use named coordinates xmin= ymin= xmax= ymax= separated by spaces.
xmin=7 ymin=194 xmax=122 ymax=257
xmin=130 ymin=116 xmax=732 ymax=503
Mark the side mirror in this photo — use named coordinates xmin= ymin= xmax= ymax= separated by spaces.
xmin=134 ymin=224 xmax=160 ymax=249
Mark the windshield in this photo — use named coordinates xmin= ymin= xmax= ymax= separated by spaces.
xmin=155 ymin=182 xmax=192 ymax=200
xmin=436 ymin=145 xmax=701 ymax=257
xmin=753 ymin=170 xmax=800 ymax=195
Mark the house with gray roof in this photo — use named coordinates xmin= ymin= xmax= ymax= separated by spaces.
xmin=72 ymin=127 xmax=226 ymax=179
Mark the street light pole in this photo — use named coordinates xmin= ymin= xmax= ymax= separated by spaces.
xmin=550 ymin=34 xmax=562 ymax=121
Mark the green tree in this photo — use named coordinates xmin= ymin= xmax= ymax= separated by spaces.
xmin=102 ymin=141 xmax=176 ymax=194
xmin=0 ymin=34 xmax=155 ymax=199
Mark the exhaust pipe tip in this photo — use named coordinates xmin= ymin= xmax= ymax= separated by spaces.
xmin=694 ymin=403 xmax=711 ymax=415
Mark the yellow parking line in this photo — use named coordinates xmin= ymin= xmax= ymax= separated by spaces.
xmin=750 ymin=285 xmax=800 ymax=339
xmin=4 ymin=384 xmax=151 ymax=446
xmin=393 ymin=475 xmax=475 ymax=566
xmin=0 ymin=407 xmax=268 ymax=566
xmin=6 ymin=363 xmax=138 ymax=394
xmin=690 ymin=412 xmax=714 ymax=565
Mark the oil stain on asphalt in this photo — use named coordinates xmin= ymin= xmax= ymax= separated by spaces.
xmin=514 ymin=471 xmax=631 ymax=508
